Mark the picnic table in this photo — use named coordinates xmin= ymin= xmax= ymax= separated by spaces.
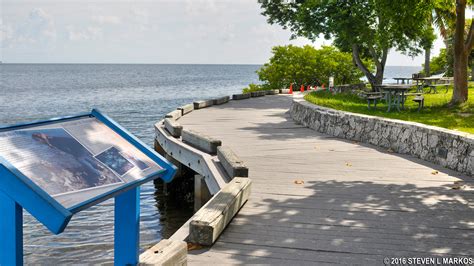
xmin=377 ymin=84 xmax=413 ymax=112
xmin=412 ymin=77 xmax=452 ymax=93
xmin=393 ymin=77 xmax=412 ymax=84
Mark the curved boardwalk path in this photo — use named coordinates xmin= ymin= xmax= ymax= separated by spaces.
xmin=178 ymin=95 xmax=473 ymax=265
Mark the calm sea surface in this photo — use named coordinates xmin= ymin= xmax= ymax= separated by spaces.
xmin=0 ymin=64 xmax=419 ymax=264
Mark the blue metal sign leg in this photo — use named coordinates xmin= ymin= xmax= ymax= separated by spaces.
xmin=114 ymin=187 xmax=140 ymax=266
xmin=0 ymin=191 xmax=23 ymax=266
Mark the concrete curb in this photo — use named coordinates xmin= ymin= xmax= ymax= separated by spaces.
xmin=182 ymin=129 xmax=222 ymax=155
xmin=188 ymin=177 xmax=251 ymax=246
xmin=178 ymin=104 xmax=194 ymax=116
xmin=194 ymin=99 xmax=214 ymax=109
xmin=212 ymin=96 xmax=230 ymax=105
xmin=217 ymin=146 xmax=248 ymax=178
xmin=139 ymin=239 xmax=187 ymax=265
xmin=250 ymin=91 xmax=266 ymax=97
xmin=232 ymin=93 xmax=251 ymax=100
xmin=165 ymin=110 xmax=182 ymax=120
xmin=163 ymin=118 xmax=183 ymax=138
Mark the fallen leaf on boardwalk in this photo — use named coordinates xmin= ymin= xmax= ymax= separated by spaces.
xmin=387 ymin=148 xmax=394 ymax=153
xmin=329 ymin=149 xmax=335 ymax=151
xmin=346 ymin=162 xmax=352 ymax=167
xmin=294 ymin=179 xmax=305 ymax=185
xmin=431 ymin=170 xmax=439 ymax=175
xmin=187 ymin=243 xmax=204 ymax=251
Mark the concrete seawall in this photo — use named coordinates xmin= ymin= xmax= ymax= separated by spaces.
xmin=290 ymin=96 xmax=474 ymax=176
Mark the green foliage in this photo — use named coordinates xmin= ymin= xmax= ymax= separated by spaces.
xmin=419 ymin=26 xmax=437 ymax=50
xmin=255 ymin=45 xmax=369 ymax=90
xmin=424 ymin=48 xmax=448 ymax=74
xmin=304 ymin=86 xmax=474 ymax=134
xmin=259 ymin=0 xmax=434 ymax=87
xmin=242 ymin=83 xmax=272 ymax=93
xmin=424 ymin=19 xmax=473 ymax=77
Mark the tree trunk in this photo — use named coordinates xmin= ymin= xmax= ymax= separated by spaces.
xmin=352 ymin=44 xmax=385 ymax=91
xmin=424 ymin=47 xmax=430 ymax=76
xmin=453 ymin=50 xmax=468 ymax=103
xmin=452 ymin=0 xmax=469 ymax=104
xmin=471 ymin=57 xmax=474 ymax=80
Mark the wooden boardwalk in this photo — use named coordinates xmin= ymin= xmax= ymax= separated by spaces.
xmin=178 ymin=95 xmax=473 ymax=265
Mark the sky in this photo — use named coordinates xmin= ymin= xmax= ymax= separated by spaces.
xmin=0 ymin=0 xmax=450 ymax=66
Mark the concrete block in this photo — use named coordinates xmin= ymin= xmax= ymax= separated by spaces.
xmin=250 ymin=91 xmax=266 ymax=97
xmin=193 ymin=99 xmax=214 ymax=109
xmin=165 ymin=110 xmax=182 ymax=120
xmin=139 ymin=239 xmax=187 ymax=266
xmin=177 ymin=104 xmax=194 ymax=115
xmin=266 ymin=89 xmax=279 ymax=95
xmin=217 ymin=146 xmax=248 ymax=178
xmin=232 ymin=93 xmax=251 ymax=100
xmin=182 ymin=129 xmax=222 ymax=154
xmin=212 ymin=96 xmax=230 ymax=105
xmin=189 ymin=177 xmax=252 ymax=246
xmin=164 ymin=118 xmax=183 ymax=138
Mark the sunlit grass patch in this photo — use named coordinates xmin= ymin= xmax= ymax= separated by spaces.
xmin=304 ymin=86 xmax=474 ymax=134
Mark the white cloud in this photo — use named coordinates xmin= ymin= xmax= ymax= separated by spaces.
xmin=27 ymin=8 xmax=57 ymax=40
xmin=1 ymin=8 xmax=57 ymax=48
xmin=185 ymin=0 xmax=218 ymax=16
xmin=0 ymin=20 xmax=14 ymax=43
xmin=67 ymin=25 xmax=103 ymax=41
xmin=2 ymin=0 xmax=435 ymax=65
xmin=92 ymin=15 xmax=121 ymax=25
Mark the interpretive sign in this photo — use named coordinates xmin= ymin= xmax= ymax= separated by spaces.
xmin=0 ymin=109 xmax=177 ymax=266
xmin=0 ymin=117 xmax=163 ymax=209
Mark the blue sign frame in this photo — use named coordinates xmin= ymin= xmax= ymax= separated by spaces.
xmin=0 ymin=109 xmax=177 ymax=265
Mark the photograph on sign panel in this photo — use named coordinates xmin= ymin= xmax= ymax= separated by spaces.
xmin=95 ymin=147 xmax=135 ymax=176
xmin=121 ymin=151 xmax=150 ymax=170
xmin=4 ymin=128 xmax=124 ymax=196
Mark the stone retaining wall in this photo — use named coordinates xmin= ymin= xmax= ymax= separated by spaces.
xmin=290 ymin=98 xmax=474 ymax=176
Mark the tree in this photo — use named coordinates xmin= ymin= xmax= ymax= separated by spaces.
xmin=451 ymin=0 xmax=474 ymax=104
xmin=426 ymin=1 xmax=456 ymax=77
xmin=258 ymin=0 xmax=433 ymax=90
xmin=420 ymin=26 xmax=437 ymax=76
xmin=452 ymin=0 xmax=473 ymax=103
xmin=256 ymin=45 xmax=369 ymax=90
xmin=425 ymin=48 xmax=448 ymax=74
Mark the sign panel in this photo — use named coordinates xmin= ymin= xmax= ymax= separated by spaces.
xmin=0 ymin=116 xmax=162 ymax=209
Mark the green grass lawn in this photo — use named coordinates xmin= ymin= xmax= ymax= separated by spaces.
xmin=304 ymin=86 xmax=474 ymax=134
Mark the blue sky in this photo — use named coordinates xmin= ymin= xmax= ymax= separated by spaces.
xmin=1 ymin=0 xmax=446 ymax=65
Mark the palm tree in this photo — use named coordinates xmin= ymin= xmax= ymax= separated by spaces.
xmin=424 ymin=1 xmax=455 ymax=77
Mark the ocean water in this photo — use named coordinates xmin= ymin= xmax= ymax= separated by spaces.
xmin=0 ymin=64 xmax=260 ymax=264
xmin=0 ymin=64 xmax=419 ymax=264
xmin=381 ymin=66 xmax=422 ymax=84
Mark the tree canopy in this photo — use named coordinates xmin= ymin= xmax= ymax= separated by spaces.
xmin=259 ymin=0 xmax=433 ymax=89
xmin=255 ymin=45 xmax=369 ymax=90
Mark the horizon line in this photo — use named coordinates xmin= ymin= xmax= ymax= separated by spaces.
xmin=0 ymin=62 xmax=422 ymax=67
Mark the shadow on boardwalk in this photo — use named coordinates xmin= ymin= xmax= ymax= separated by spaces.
xmin=190 ymin=180 xmax=473 ymax=264
xmin=181 ymin=95 xmax=473 ymax=264
xmin=239 ymin=115 xmax=470 ymax=181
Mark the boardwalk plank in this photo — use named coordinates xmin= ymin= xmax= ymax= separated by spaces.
xmin=175 ymin=95 xmax=473 ymax=265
